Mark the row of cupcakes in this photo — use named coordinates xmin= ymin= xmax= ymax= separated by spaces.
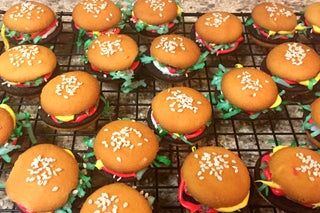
xmin=2 ymin=1 xmax=320 ymax=51
xmin=2 ymin=133 xmax=320 ymax=212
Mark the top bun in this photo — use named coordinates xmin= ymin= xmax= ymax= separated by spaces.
xmin=3 ymin=1 xmax=56 ymax=33
xmin=80 ymin=183 xmax=152 ymax=213
xmin=305 ymin=2 xmax=320 ymax=27
xmin=6 ymin=144 xmax=79 ymax=212
xmin=40 ymin=71 xmax=100 ymax=116
xmin=195 ymin=12 xmax=243 ymax=44
xmin=94 ymin=120 xmax=159 ymax=174
xmin=0 ymin=45 xmax=57 ymax=83
xmin=151 ymin=87 xmax=212 ymax=134
xmin=252 ymin=2 xmax=297 ymax=32
xmin=221 ymin=67 xmax=278 ymax=112
xmin=266 ymin=42 xmax=320 ymax=81
xmin=133 ymin=0 xmax=178 ymax=25
xmin=87 ymin=34 xmax=138 ymax=72
xmin=150 ymin=35 xmax=200 ymax=69
xmin=0 ymin=108 xmax=14 ymax=145
xmin=269 ymin=147 xmax=320 ymax=205
xmin=311 ymin=98 xmax=320 ymax=127
xmin=181 ymin=146 xmax=250 ymax=209
xmin=72 ymin=0 xmax=122 ymax=31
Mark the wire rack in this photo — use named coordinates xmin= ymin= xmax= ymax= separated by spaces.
xmin=0 ymin=11 xmax=319 ymax=213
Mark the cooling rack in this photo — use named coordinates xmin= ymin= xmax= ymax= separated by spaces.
xmin=0 ymin=11 xmax=318 ymax=213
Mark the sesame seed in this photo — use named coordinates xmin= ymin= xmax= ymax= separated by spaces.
xmin=52 ymin=186 xmax=59 ymax=192
xmin=25 ymin=155 xmax=62 ymax=186
xmin=166 ymin=89 xmax=199 ymax=113
xmin=204 ymin=13 xmax=230 ymax=28
xmin=9 ymin=2 xmax=44 ymax=21
xmin=94 ymin=39 xmax=123 ymax=57
xmin=80 ymin=0 xmax=108 ymax=17
xmin=194 ymin=152 xmax=239 ymax=181
xmin=8 ymin=45 xmax=40 ymax=68
xmin=123 ymin=202 xmax=128 ymax=208
xmin=295 ymin=152 xmax=320 ymax=182
xmin=265 ymin=3 xmax=293 ymax=21
xmin=155 ymin=36 xmax=186 ymax=53
xmin=55 ymin=75 xmax=83 ymax=98
xmin=285 ymin=43 xmax=309 ymax=66
xmin=116 ymin=157 xmax=122 ymax=162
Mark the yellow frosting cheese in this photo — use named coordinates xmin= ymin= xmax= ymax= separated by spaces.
xmin=64 ymin=149 xmax=75 ymax=158
xmin=95 ymin=159 xmax=104 ymax=170
xmin=256 ymin=180 xmax=282 ymax=189
xmin=0 ymin=104 xmax=16 ymax=128
xmin=299 ymin=72 xmax=320 ymax=87
xmin=313 ymin=25 xmax=320 ymax=34
xmin=269 ymin=95 xmax=282 ymax=109
xmin=217 ymin=192 xmax=250 ymax=212
xmin=55 ymin=115 xmax=75 ymax=122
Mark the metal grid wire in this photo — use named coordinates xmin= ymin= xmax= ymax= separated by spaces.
xmin=0 ymin=11 xmax=318 ymax=213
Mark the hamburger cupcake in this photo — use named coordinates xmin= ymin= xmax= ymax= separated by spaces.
xmin=39 ymin=71 xmax=106 ymax=130
xmin=212 ymin=64 xmax=284 ymax=119
xmin=72 ymin=0 xmax=127 ymax=47
xmin=245 ymin=2 xmax=304 ymax=48
xmin=6 ymin=144 xmax=91 ymax=212
xmin=303 ymin=3 xmax=320 ymax=42
xmin=0 ymin=45 xmax=57 ymax=96
xmin=191 ymin=12 xmax=244 ymax=55
xmin=81 ymin=183 xmax=153 ymax=212
xmin=255 ymin=146 xmax=320 ymax=211
xmin=85 ymin=34 xmax=146 ymax=93
xmin=82 ymin=119 xmax=160 ymax=181
xmin=0 ymin=99 xmax=33 ymax=163
xmin=147 ymin=87 xmax=212 ymax=146
xmin=1 ymin=1 xmax=62 ymax=46
xmin=130 ymin=0 xmax=182 ymax=36
xmin=179 ymin=146 xmax=250 ymax=212
xmin=141 ymin=34 xmax=208 ymax=82
xmin=261 ymin=42 xmax=320 ymax=103
xmin=303 ymin=98 xmax=320 ymax=148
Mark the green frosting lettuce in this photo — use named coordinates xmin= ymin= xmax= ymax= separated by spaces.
xmin=110 ymin=70 xmax=146 ymax=94
xmin=0 ymin=98 xmax=37 ymax=162
xmin=5 ymin=27 xmax=42 ymax=44
xmin=140 ymin=51 xmax=209 ymax=74
xmin=211 ymin=64 xmax=285 ymax=119
xmin=153 ymin=120 xmax=211 ymax=145
xmin=303 ymin=105 xmax=320 ymax=138
xmin=55 ymin=171 xmax=91 ymax=213
xmin=272 ymin=75 xmax=319 ymax=90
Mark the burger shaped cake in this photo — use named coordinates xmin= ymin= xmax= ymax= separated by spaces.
xmin=0 ymin=99 xmax=32 ymax=163
xmin=39 ymin=71 xmax=106 ymax=130
xmin=0 ymin=45 xmax=57 ymax=96
xmin=6 ymin=144 xmax=90 ymax=212
xmin=179 ymin=146 xmax=250 ymax=212
xmin=1 ymin=1 xmax=62 ymax=46
xmin=72 ymin=0 xmax=126 ymax=47
xmin=147 ymin=87 xmax=212 ymax=146
xmin=83 ymin=119 xmax=160 ymax=181
xmin=81 ymin=183 xmax=153 ymax=213
xmin=304 ymin=98 xmax=320 ymax=148
xmin=303 ymin=3 xmax=320 ymax=42
xmin=85 ymin=34 xmax=145 ymax=93
xmin=191 ymin=12 xmax=244 ymax=55
xmin=141 ymin=34 xmax=208 ymax=82
xmin=130 ymin=0 xmax=182 ymax=36
xmin=245 ymin=2 xmax=304 ymax=48
xmin=261 ymin=42 xmax=320 ymax=103
xmin=255 ymin=146 xmax=320 ymax=211
xmin=212 ymin=65 xmax=284 ymax=119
